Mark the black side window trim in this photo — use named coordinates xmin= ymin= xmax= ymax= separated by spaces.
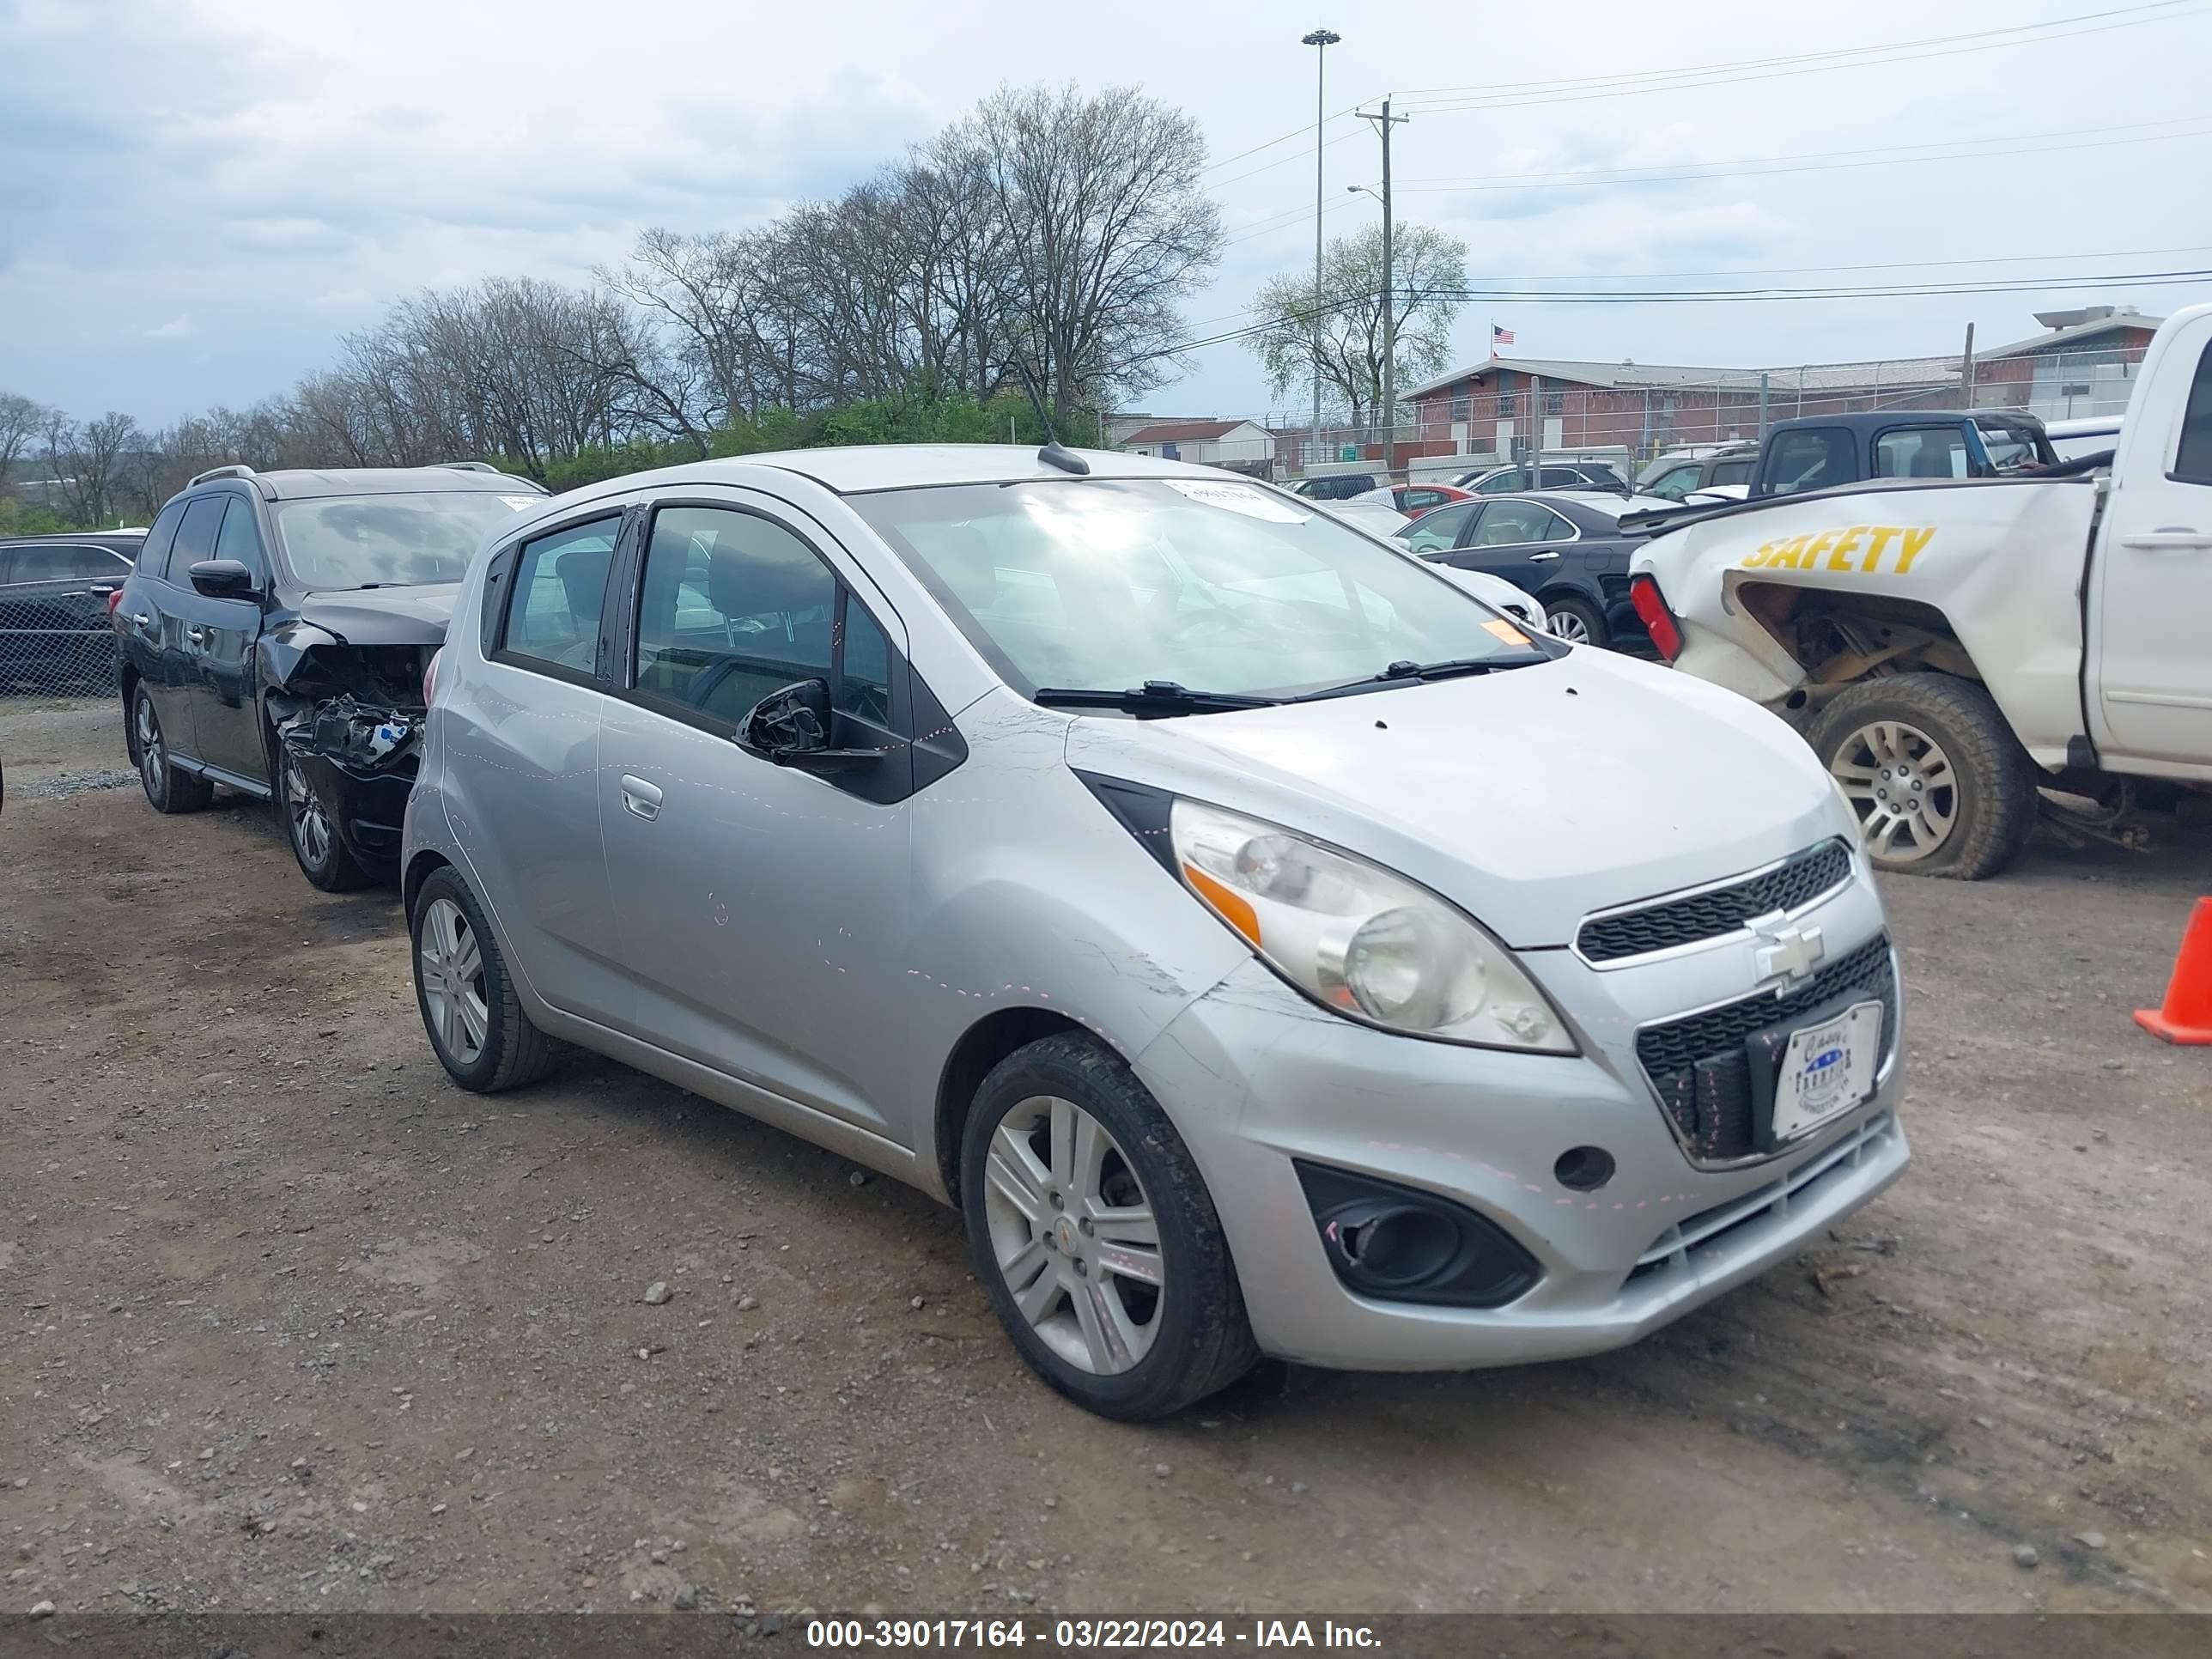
xmin=486 ymin=507 xmax=634 ymax=692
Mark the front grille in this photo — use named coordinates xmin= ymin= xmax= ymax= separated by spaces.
xmin=1636 ymin=933 xmax=1897 ymax=1161
xmin=1578 ymin=839 xmax=1854 ymax=963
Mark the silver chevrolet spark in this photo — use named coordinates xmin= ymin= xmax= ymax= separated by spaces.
xmin=402 ymin=445 xmax=1908 ymax=1420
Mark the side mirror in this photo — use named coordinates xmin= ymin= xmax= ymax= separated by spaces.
xmin=738 ymin=678 xmax=883 ymax=773
xmin=189 ymin=558 xmax=258 ymax=599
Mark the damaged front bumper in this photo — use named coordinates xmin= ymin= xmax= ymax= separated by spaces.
xmin=277 ymin=694 xmax=424 ymax=866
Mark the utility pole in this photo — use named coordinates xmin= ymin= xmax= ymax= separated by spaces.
xmin=1357 ymin=98 xmax=1409 ymax=471
xmin=1758 ymin=370 xmax=1770 ymax=439
xmin=1958 ymin=323 xmax=1977 ymax=407
xmin=1303 ymin=28 xmax=1340 ymax=474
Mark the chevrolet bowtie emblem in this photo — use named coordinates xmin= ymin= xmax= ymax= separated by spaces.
xmin=1752 ymin=916 xmax=1826 ymax=990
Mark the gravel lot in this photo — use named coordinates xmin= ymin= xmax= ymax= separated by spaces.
xmin=3 ymin=696 xmax=2209 ymax=1618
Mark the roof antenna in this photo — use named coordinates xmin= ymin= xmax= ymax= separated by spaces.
xmin=1011 ymin=358 xmax=1089 ymax=476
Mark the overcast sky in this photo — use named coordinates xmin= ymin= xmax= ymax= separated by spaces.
xmin=6 ymin=0 xmax=2211 ymax=428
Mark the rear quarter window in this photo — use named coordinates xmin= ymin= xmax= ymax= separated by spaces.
xmin=138 ymin=501 xmax=188 ymax=578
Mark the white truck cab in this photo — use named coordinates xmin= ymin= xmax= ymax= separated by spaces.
xmin=1629 ymin=301 xmax=2212 ymax=877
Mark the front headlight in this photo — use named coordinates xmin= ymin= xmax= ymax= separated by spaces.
xmin=1170 ymin=800 xmax=1577 ymax=1053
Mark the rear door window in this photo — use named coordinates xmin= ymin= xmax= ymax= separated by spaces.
xmin=138 ymin=501 xmax=187 ymax=577
xmin=166 ymin=497 xmax=228 ymax=581
xmin=1709 ymin=457 xmax=1753 ymax=487
xmin=1398 ymin=501 xmax=1476 ymax=552
xmin=1472 ymin=501 xmax=1569 ymax=546
xmin=1874 ymin=427 xmax=1971 ymax=480
xmin=499 ymin=517 xmax=622 ymax=677
xmin=1763 ymin=428 xmax=1853 ymax=495
xmin=9 ymin=545 xmax=122 ymax=583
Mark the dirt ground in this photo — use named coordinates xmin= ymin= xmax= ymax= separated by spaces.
xmin=3 ymin=694 xmax=2209 ymax=1620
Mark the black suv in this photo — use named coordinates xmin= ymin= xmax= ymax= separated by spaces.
xmin=116 ymin=463 xmax=544 ymax=890
xmin=0 ymin=532 xmax=143 ymax=690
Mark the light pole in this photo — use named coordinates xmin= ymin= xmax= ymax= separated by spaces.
xmin=1302 ymin=27 xmax=1339 ymax=473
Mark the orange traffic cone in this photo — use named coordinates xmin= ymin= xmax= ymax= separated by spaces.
xmin=2136 ymin=897 xmax=2212 ymax=1045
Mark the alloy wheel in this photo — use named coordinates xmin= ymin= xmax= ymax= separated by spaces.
xmin=1547 ymin=610 xmax=1591 ymax=644
xmin=284 ymin=755 xmax=334 ymax=871
xmin=417 ymin=896 xmax=489 ymax=1065
xmin=981 ymin=1095 xmax=1165 ymax=1376
xmin=135 ymin=692 xmax=163 ymax=797
xmin=1828 ymin=718 xmax=1959 ymax=863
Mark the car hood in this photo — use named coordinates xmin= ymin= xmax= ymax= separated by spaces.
xmin=295 ymin=585 xmax=461 ymax=646
xmin=1059 ymin=647 xmax=1848 ymax=950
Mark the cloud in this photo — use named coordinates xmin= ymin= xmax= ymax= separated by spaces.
xmin=3 ymin=0 xmax=2210 ymax=428
xmin=145 ymin=316 xmax=193 ymax=339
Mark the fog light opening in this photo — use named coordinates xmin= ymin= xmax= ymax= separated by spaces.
xmin=1554 ymin=1146 xmax=1616 ymax=1193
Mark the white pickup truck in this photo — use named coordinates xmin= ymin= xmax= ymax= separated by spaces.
xmin=1629 ymin=301 xmax=2212 ymax=878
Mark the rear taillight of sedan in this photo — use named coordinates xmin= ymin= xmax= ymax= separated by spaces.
xmin=1629 ymin=574 xmax=1684 ymax=662
xmin=106 ymin=589 xmax=125 ymax=622
xmin=422 ymin=646 xmax=444 ymax=706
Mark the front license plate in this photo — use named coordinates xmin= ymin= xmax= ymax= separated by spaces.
xmin=1771 ymin=1000 xmax=1883 ymax=1141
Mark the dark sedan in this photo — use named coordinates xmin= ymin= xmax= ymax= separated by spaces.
xmin=1394 ymin=490 xmax=1673 ymax=650
xmin=0 ymin=532 xmax=143 ymax=690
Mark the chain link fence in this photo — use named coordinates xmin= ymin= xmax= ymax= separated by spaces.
xmin=1255 ymin=339 xmax=2148 ymax=477
xmin=0 ymin=537 xmax=133 ymax=707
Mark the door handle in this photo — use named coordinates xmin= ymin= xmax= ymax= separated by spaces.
xmin=185 ymin=626 xmax=206 ymax=645
xmin=1527 ymin=550 xmax=1562 ymax=562
xmin=129 ymin=613 xmax=152 ymax=628
xmin=620 ymin=775 xmax=664 ymax=821
xmin=2119 ymin=529 xmax=2212 ymax=550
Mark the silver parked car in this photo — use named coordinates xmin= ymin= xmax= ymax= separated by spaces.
xmin=402 ymin=446 xmax=1908 ymax=1420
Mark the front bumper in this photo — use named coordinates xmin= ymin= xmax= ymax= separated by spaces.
xmin=1133 ymin=873 xmax=1908 ymax=1371
xmin=290 ymin=752 xmax=416 ymax=866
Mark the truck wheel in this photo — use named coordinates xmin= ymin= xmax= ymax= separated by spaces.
xmin=1808 ymin=674 xmax=2038 ymax=878
xmin=1542 ymin=595 xmax=1609 ymax=648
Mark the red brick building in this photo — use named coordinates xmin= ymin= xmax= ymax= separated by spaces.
xmin=1401 ymin=306 xmax=2161 ymax=463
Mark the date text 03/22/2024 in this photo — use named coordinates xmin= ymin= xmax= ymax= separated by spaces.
xmin=804 ymin=1618 xmax=1382 ymax=1650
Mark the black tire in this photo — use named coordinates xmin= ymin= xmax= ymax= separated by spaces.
xmin=128 ymin=683 xmax=213 ymax=815
xmin=1543 ymin=594 xmax=1610 ymax=649
xmin=960 ymin=1032 xmax=1258 ymax=1421
xmin=408 ymin=866 xmax=559 ymax=1092
xmin=273 ymin=736 xmax=373 ymax=892
xmin=1807 ymin=673 xmax=2039 ymax=879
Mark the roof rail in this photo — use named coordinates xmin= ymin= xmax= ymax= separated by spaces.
xmin=188 ymin=464 xmax=258 ymax=487
xmin=435 ymin=460 xmax=501 ymax=475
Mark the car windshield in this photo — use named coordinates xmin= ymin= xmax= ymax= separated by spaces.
xmin=851 ymin=477 xmax=1548 ymax=702
xmin=272 ymin=491 xmax=534 ymax=590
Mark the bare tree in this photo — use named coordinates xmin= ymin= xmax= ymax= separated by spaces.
xmin=965 ymin=83 xmax=1222 ymax=424
xmin=0 ymin=391 xmax=52 ymax=496
xmin=1245 ymin=223 xmax=1469 ymax=426
xmin=40 ymin=410 xmax=144 ymax=527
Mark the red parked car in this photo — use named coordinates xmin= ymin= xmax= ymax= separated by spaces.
xmin=1352 ymin=483 xmax=1474 ymax=519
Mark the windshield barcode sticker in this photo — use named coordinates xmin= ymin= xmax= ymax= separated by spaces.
xmin=1164 ymin=479 xmax=1310 ymax=523
xmin=1481 ymin=618 xmax=1531 ymax=646
xmin=498 ymin=496 xmax=538 ymax=511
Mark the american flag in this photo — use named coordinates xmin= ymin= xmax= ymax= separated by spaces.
xmin=1492 ymin=324 xmax=1516 ymax=346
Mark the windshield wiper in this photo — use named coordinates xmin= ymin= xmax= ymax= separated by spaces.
xmin=1032 ymin=680 xmax=1282 ymax=716
xmin=1288 ymin=653 xmax=1546 ymax=702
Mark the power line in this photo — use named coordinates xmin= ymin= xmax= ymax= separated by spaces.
xmin=1193 ymin=1 xmax=2198 ymax=190
xmin=1391 ymin=120 xmax=2212 ymax=195
xmin=1395 ymin=3 xmax=2204 ymax=114
xmin=1385 ymin=1 xmax=2191 ymax=102
xmin=1212 ymin=118 xmax=2209 ymax=258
